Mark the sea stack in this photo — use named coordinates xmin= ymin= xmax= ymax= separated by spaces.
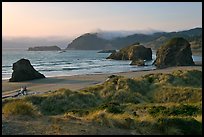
xmin=106 ymin=44 xmax=152 ymax=61
xmin=154 ymin=37 xmax=195 ymax=68
xmin=9 ymin=58 xmax=45 ymax=82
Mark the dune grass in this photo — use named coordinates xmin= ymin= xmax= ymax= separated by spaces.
xmin=24 ymin=89 xmax=101 ymax=115
xmin=2 ymin=69 xmax=202 ymax=135
xmin=2 ymin=99 xmax=39 ymax=118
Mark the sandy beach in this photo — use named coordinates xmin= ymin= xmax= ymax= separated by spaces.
xmin=2 ymin=65 xmax=202 ymax=97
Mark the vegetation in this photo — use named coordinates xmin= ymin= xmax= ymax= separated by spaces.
xmin=148 ymin=103 xmax=202 ymax=117
xmin=2 ymin=99 xmax=38 ymax=117
xmin=156 ymin=117 xmax=202 ymax=135
xmin=23 ymin=89 xmax=100 ymax=115
xmin=2 ymin=69 xmax=202 ymax=135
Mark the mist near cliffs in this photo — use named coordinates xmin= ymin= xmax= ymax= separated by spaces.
xmin=3 ymin=27 xmax=201 ymax=50
xmin=2 ymin=29 xmax=161 ymax=50
xmin=92 ymin=29 xmax=164 ymax=40
xmin=2 ymin=36 xmax=72 ymax=50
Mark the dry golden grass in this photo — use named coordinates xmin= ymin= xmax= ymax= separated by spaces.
xmin=2 ymin=99 xmax=39 ymax=118
xmin=2 ymin=69 xmax=202 ymax=135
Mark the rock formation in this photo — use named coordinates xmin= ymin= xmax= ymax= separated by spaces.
xmin=98 ymin=50 xmax=116 ymax=53
xmin=28 ymin=46 xmax=61 ymax=51
xmin=106 ymin=44 xmax=152 ymax=61
xmin=9 ymin=58 xmax=45 ymax=82
xmin=154 ymin=37 xmax=195 ymax=68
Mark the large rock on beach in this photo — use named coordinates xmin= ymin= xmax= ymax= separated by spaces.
xmin=106 ymin=44 xmax=152 ymax=61
xmin=9 ymin=58 xmax=45 ymax=82
xmin=154 ymin=37 xmax=195 ymax=68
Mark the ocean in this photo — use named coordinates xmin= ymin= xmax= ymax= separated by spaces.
xmin=2 ymin=49 xmax=202 ymax=80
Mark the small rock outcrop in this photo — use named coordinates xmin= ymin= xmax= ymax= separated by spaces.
xmin=106 ymin=44 xmax=152 ymax=61
xmin=98 ymin=50 xmax=116 ymax=53
xmin=154 ymin=37 xmax=195 ymax=68
xmin=130 ymin=59 xmax=145 ymax=66
xmin=9 ymin=59 xmax=45 ymax=82
xmin=28 ymin=46 xmax=61 ymax=51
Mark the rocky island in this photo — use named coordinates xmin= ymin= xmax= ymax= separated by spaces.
xmin=28 ymin=46 xmax=61 ymax=51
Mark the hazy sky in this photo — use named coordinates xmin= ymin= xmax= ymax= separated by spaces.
xmin=2 ymin=2 xmax=202 ymax=38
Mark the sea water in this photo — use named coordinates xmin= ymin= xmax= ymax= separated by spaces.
xmin=2 ymin=49 xmax=202 ymax=80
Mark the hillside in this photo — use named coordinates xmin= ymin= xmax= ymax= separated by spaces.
xmin=66 ymin=28 xmax=202 ymax=53
xmin=66 ymin=33 xmax=111 ymax=50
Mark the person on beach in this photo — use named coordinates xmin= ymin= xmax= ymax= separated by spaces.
xmin=19 ymin=86 xmax=27 ymax=95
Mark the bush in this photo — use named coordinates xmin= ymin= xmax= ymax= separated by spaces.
xmin=3 ymin=99 xmax=38 ymax=117
xmin=171 ymin=70 xmax=202 ymax=87
xmin=152 ymin=86 xmax=201 ymax=103
xmin=157 ymin=117 xmax=202 ymax=135
xmin=36 ymin=90 xmax=99 ymax=115
xmin=148 ymin=104 xmax=201 ymax=117
xmin=25 ymin=96 xmax=45 ymax=105
xmin=148 ymin=106 xmax=167 ymax=116
xmin=168 ymin=104 xmax=201 ymax=116
xmin=106 ymin=103 xmax=124 ymax=114
xmin=98 ymin=102 xmax=124 ymax=114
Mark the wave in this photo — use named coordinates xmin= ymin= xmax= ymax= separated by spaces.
xmin=37 ymin=69 xmax=61 ymax=72
xmin=50 ymin=60 xmax=71 ymax=64
xmin=33 ymin=63 xmax=66 ymax=67
xmin=2 ymin=72 xmax=12 ymax=74
xmin=33 ymin=61 xmax=72 ymax=66
xmin=2 ymin=65 xmax=12 ymax=68
xmin=62 ymin=67 xmax=82 ymax=71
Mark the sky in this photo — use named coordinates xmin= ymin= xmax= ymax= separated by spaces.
xmin=2 ymin=2 xmax=202 ymax=38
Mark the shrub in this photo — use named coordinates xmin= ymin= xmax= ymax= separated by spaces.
xmin=25 ymin=95 xmax=45 ymax=105
xmin=38 ymin=90 xmax=99 ymax=115
xmin=148 ymin=106 xmax=167 ymax=116
xmin=3 ymin=99 xmax=38 ymax=117
xmin=148 ymin=104 xmax=201 ymax=117
xmin=106 ymin=102 xmax=124 ymax=114
xmin=157 ymin=117 xmax=202 ymax=135
xmin=171 ymin=70 xmax=202 ymax=87
xmin=152 ymin=86 xmax=201 ymax=103
xmin=97 ymin=102 xmax=124 ymax=114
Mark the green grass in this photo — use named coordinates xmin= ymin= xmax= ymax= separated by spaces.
xmin=156 ymin=117 xmax=202 ymax=135
xmin=152 ymin=86 xmax=202 ymax=103
xmin=148 ymin=103 xmax=202 ymax=117
xmin=24 ymin=89 xmax=101 ymax=115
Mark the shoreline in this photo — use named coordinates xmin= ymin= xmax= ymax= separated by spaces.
xmin=1 ymin=67 xmax=157 ymax=81
xmin=2 ymin=62 xmax=202 ymax=81
xmin=2 ymin=65 xmax=202 ymax=97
